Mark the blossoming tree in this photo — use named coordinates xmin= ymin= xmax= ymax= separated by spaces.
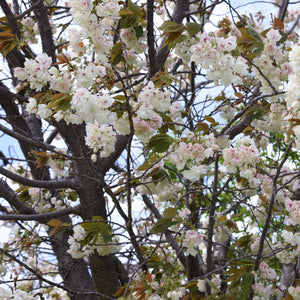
xmin=1 ymin=0 xmax=300 ymax=298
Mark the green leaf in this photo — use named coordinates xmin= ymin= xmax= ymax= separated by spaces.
xmin=205 ymin=115 xmax=216 ymax=123
xmin=195 ymin=122 xmax=210 ymax=133
xmin=163 ymin=207 xmax=177 ymax=219
xmin=47 ymin=219 xmax=63 ymax=236
xmin=47 ymin=219 xmax=63 ymax=227
xmin=185 ymin=280 xmax=197 ymax=290
xmin=48 ymin=93 xmax=72 ymax=113
xmin=236 ymin=235 xmax=252 ymax=248
xmin=113 ymin=95 xmax=126 ymax=101
xmin=150 ymin=218 xmax=178 ymax=234
xmin=186 ymin=22 xmax=201 ymax=36
xmin=81 ymin=221 xmax=103 ymax=232
xmin=215 ymin=91 xmax=226 ymax=101
xmin=136 ymin=161 xmax=152 ymax=171
xmin=119 ymin=9 xmax=133 ymax=16
xmin=119 ymin=14 xmax=138 ymax=29
xmin=241 ymin=272 xmax=253 ymax=294
xmin=151 ymin=169 xmax=168 ymax=182
xmin=128 ymin=0 xmax=141 ymax=17
xmin=147 ymin=134 xmax=174 ymax=153
xmin=206 ymin=278 xmax=220 ymax=293
xmin=253 ymin=46 xmax=263 ymax=55
xmin=248 ymin=26 xmax=263 ymax=44
xmin=67 ymin=191 xmax=78 ymax=202
xmin=159 ymin=21 xmax=185 ymax=33
xmin=110 ymin=43 xmax=124 ymax=65
xmin=162 ymin=31 xmax=184 ymax=48
xmin=244 ymin=104 xmax=265 ymax=117
xmin=92 ymin=215 xmax=105 ymax=222
xmin=135 ymin=25 xmax=143 ymax=39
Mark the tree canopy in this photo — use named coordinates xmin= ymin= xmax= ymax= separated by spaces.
xmin=1 ymin=0 xmax=300 ymax=299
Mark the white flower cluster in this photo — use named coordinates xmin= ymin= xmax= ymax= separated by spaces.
xmin=276 ymin=245 xmax=300 ymax=264
xmin=15 ymin=53 xmax=72 ymax=95
xmin=252 ymin=282 xmax=279 ymax=300
xmin=178 ymin=208 xmax=191 ymax=219
xmin=253 ymin=29 xmax=291 ymax=93
xmin=252 ymin=103 xmax=288 ymax=133
xmin=48 ymin=152 xmax=71 ymax=178
xmin=26 ymin=97 xmax=52 ymax=119
xmin=223 ymin=137 xmax=261 ymax=192
xmin=288 ymin=286 xmax=300 ymax=300
xmin=182 ymin=165 xmax=210 ymax=182
xmin=285 ymin=199 xmax=300 ymax=226
xmin=168 ymin=102 xmax=184 ymax=122
xmin=168 ymin=134 xmax=220 ymax=171
xmin=75 ymin=63 xmax=106 ymax=89
xmin=253 ymin=262 xmax=279 ymax=299
xmin=132 ymin=81 xmax=171 ymax=143
xmin=168 ymin=134 xmax=224 ymax=182
xmin=48 ymin=66 xmax=72 ymax=93
xmin=30 ymin=188 xmax=69 ymax=212
xmin=258 ymin=262 xmax=276 ymax=280
xmin=191 ymin=33 xmax=248 ymax=86
xmin=28 ymin=187 xmax=53 ymax=213
xmin=15 ymin=53 xmax=52 ymax=91
xmin=69 ymin=0 xmax=119 ymax=62
xmin=182 ymin=230 xmax=205 ymax=256
xmin=250 ymin=234 xmax=272 ymax=256
xmin=286 ymin=43 xmax=300 ymax=149
xmin=67 ymin=224 xmax=121 ymax=258
xmin=21 ymin=16 xmax=38 ymax=44
xmin=120 ymin=28 xmax=147 ymax=54
xmin=85 ymin=122 xmax=116 ymax=157
xmin=254 ymin=167 xmax=295 ymax=223
xmin=167 ymin=287 xmax=186 ymax=300
xmin=71 ymin=87 xmax=115 ymax=124
xmin=137 ymin=178 xmax=183 ymax=203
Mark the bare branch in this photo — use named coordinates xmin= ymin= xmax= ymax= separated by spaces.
xmin=30 ymin=0 xmax=57 ymax=62
xmin=278 ymin=0 xmax=289 ymax=22
xmin=0 ymin=0 xmax=22 ymax=38
xmin=205 ymin=154 xmax=219 ymax=297
xmin=0 ymin=123 xmax=58 ymax=153
xmin=0 ymin=206 xmax=81 ymax=221
xmin=146 ymin=0 xmax=156 ymax=78
xmin=0 ymin=166 xmax=79 ymax=190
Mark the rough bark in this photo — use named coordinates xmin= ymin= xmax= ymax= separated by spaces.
xmin=56 ymin=121 xmax=128 ymax=296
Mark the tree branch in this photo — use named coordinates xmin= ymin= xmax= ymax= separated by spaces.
xmin=205 ymin=154 xmax=219 ymax=297
xmin=99 ymin=134 xmax=129 ymax=174
xmin=0 ymin=206 xmax=81 ymax=221
xmin=278 ymin=0 xmax=289 ymax=22
xmin=146 ymin=0 xmax=156 ymax=78
xmin=0 ymin=166 xmax=79 ymax=190
xmin=0 ymin=0 xmax=22 ymax=38
xmin=30 ymin=0 xmax=56 ymax=63
xmin=0 ymin=179 xmax=35 ymax=214
xmin=0 ymin=123 xmax=58 ymax=153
